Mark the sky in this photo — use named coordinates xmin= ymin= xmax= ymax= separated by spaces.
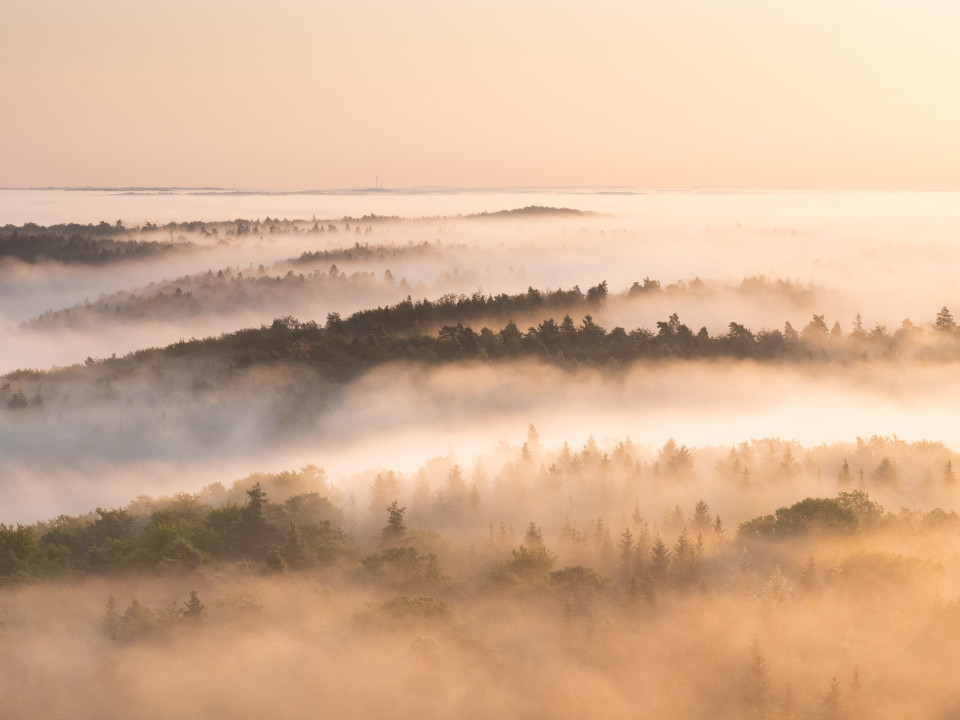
xmin=2 ymin=0 xmax=959 ymax=190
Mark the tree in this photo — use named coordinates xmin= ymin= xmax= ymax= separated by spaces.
xmin=838 ymin=459 xmax=851 ymax=483
xmin=182 ymin=590 xmax=205 ymax=621
xmin=281 ymin=522 xmax=310 ymax=569
xmin=650 ymin=535 xmax=671 ymax=585
xmin=368 ymin=471 xmax=402 ymax=521
xmin=819 ymin=677 xmax=843 ymax=720
xmin=739 ymin=498 xmax=858 ymax=539
xmin=361 ymin=546 xmax=445 ymax=592
xmin=802 ymin=314 xmax=829 ymax=340
xmin=379 ymin=501 xmax=408 ymax=547
xmin=799 ymin=553 xmax=818 ymax=592
xmin=935 ymin=306 xmax=956 ymax=332
xmin=871 ymin=457 xmax=898 ymax=484
xmin=618 ymin=529 xmax=634 ymax=581
xmin=121 ymin=599 xmax=152 ymax=640
xmin=783 ymin=321 xmax=799 ymax=344
xmin=103 ymin=595 xmax=121 ymax=639
xmin=692 ymin=499 xmax=711 ymax=533
xmin=585 ymin=280 xmax=608 ymax=306
xmin=673 ymin=529 xmax=696 ymax=585
xmin=742 ymin=639 xmax=771 ymax=719
xmin=524 ymin=522 xmax=543 ymax=548
xmin=490 ymin=545 xmax=556 ymax=586
xmin=780 ymin=684 xmax=800 ymax=720
xmin=848 ymin=667 xmax=863 ymax=720
xmin=239 ymin=482 xmax=271 ymax=555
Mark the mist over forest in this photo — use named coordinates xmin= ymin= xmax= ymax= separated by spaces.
xmin=4 ymin=189 xmax=960 ymax=718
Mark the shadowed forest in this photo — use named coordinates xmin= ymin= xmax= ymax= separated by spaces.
xmin=3 ymin=190 xmax=960 ymax=719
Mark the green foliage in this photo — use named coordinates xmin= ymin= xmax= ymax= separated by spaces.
xmin=490 ymin=545 xmax=557 ymax=585
xmin=354 ymin=595 xmax=450 ymax=629
xmin=379 ymin=501 xmax=408 ymax=548
xmin=182 ymin=590 xmax=205 ymax=620
xmin=361 ymin=546 xmax=445 ymax=592
xmin=120 ymin=599 xmax=152 ymax=640
xmin=14 ymin=281 xmax=960 ymax=402
xmin=0 ymin=221 xmax=191 ymax=264
xmin=550 ymin=565 xmax=603 ymax=593
xmin=836 ymin=490 xmax=885 ymax=528
xmin=739 ymin=497 xmax=858 ymax=539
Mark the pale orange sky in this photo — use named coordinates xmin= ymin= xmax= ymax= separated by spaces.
xmin=2 ymin=0 xmax=959 ymax=189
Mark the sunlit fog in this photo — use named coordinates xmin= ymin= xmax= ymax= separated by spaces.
xmin=3 ymin=188 xmax=960 ymax=719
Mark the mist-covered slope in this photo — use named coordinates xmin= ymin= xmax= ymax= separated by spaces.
xmin=4 ymin=433 xmax=960 ymax=719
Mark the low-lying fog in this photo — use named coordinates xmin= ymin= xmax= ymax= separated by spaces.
xmin=3 ymin=189 xmax=960 ymax=373
xmin=0 ymin=189 xmax=959 ymax=522
xmin=5 ymin=188 xmax=960 ymax=719
xmin=2 ymin=358 xmax=960 ymax=523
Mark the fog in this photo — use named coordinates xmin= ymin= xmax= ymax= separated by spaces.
xmin=3 ymin=188 xmax=960 ymax=718
xmin=4 ymin=431 xmax=960 ymax=719
xmin=5 ymin=189 xmax=960 ymax=373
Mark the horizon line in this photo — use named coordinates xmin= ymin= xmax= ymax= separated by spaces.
xmin=3 ymin=184 xmax=960 ymax=195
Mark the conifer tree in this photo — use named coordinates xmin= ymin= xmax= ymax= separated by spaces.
xmin=103 ymin=595 xmax=121 ymax=640
xmin=692 ymin=499 xmax=711 ymax=533
xmin=379 ymin=501 xmax=408 ymax=548
xmin=182 ymin=590 xmax=205 ymax=620
xmin=742 ymin=638 xmax=771 ymax=719
xmin=650 ymin=535 xmax=671 ymax=585
xmin=819 ymin=677 xmax=843 ymax=720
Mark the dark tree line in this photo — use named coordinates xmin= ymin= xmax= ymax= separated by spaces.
xmin=0 ymin=222 xmax=193 ymax=264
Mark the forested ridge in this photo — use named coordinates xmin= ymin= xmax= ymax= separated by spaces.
xmin=6 ymin=283 xmax=960 ymax=401
xmin=3 ymin=435 xmax=957 ymax=582
xmin=0 ymin=221 xmax=193 ymax=264
xmin=3 ymin=433 xmax=960 ymax=717
xmin=0 ymin=206 xmax=580 ymax=265
xmin=5 ymin=199 xmax=960 ymax=719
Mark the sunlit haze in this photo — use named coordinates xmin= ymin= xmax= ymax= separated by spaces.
xmin=3 ymin=1 xmax=960 ymax=189
xmin=3 ymin=4 xmax=960 ymax=719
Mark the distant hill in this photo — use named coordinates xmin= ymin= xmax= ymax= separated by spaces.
xmin=464 ymin=206 xmax=590 ymax=218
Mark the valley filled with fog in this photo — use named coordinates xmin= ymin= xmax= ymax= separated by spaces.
xmin=3 ymin=188 xmax=960 ymax=719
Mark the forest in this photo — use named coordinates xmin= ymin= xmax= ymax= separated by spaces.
xmin=3 ymin=192 xmax=960 ymax=719
xmin=4 ymin=431 xmax=960 ymax=718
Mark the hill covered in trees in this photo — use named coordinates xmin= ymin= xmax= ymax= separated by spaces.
xmin=3 ymin=433 xmax=960 ymax=718
xmin=7 ymin=283 xmax=960 ymax=406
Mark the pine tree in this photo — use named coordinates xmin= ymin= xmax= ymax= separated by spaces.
xmin=122 ymin=599 xmax=151 ymax=640
xmin=742 ymin=638 xmax=771 ymax=719
xmin=945 ymin=460 xmax=957 ymax=485
xmin=379 ymin=501 xmax=408 ymax=547
xmin=239 ymin=482 xmax=271 ymax=555
xmin=619 ymin=529 xmax=634 ymax=582
xmin=780 ymin=684 xmax=800 ymax=720
xmin=819 ymin=677 xmax=843 ymax=720
xmin=524 ymin=522 xmax=543 ymax=548
xmin=673 ymin=529 xmax=692 ymax=585
xmin=182 ymin=590 xmax=205 ymax=621
xmin=935 ymin=306 xmax=956 ymax=332
xmin=668 ymin=503 xmax=685 ymax=530
xmin=848 ymin=667 xmax=863 ymax=720
xmin=692 ymin=499 xmax=711 ymax=533
xmin=799 ymin=553 xmax=818 ymax=592
xmin=282 ymin=522 xmax=309 ymax=569
xmin=838 ymin=459 xmax=851 ymax=483
xmin=650 ymin=535 xmax=671 ymax=585
xmin=762 ymin=565 xmax=790 ymax=610
xmin=103 ymin=595 xmax=121 ymax=640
